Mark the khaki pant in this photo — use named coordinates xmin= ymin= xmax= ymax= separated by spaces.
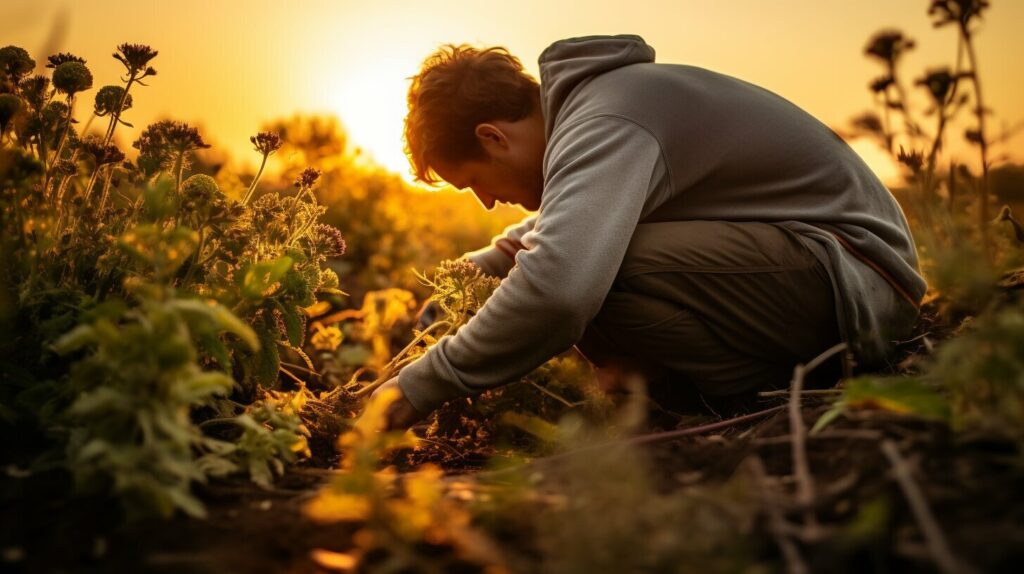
xmin=575 ymin=220 xmax=843 ymax=400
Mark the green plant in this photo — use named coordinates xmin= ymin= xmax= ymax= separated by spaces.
xmin=0 ymin=42 xmax=348 ymax=518
xmin=52 ymin=282 xmax=258 ymax=519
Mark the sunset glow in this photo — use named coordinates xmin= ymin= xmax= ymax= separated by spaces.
xmin=4 ymin=0 xmax=1022 ymax=186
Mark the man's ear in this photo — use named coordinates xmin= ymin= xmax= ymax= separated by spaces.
xmin=474 ymin=123 xmax=508 ymax=154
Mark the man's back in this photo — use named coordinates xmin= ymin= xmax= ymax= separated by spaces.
xmin=537 ymin=34 xmax=926 ymax=367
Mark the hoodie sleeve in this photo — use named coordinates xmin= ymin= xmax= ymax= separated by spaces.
xmin=397 ymin=116 xmax=663 ymax=414
xmin=461 ymin=214 xmax=538 ymax=279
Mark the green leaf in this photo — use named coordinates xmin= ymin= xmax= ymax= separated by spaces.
xmin=51 ymin=324 xmax=98 ymax=355
xmin=196 ymin=331 xmax=232 ymax=373
xmin=271 ymin=299 xmax=305 ymax=347
xmin=176 ymin=372 xmax=235 ymax=403
xmin=253 ymin=326 xmax=281 ymax=388
xmin=843 ymin=376 xmax=950 ymax=420
xmin=810 ymin=406 xmax=844 ymax=435
xmin=169 ymin=298 xmax=260 ymax=351
xmin=237 ymin=257 xmax=293 ymax=301
xmin=165 ymin=485 xmax=208 ymax=519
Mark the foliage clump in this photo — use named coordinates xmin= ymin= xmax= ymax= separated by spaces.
xmin=0 ymin=42 xmax=348 ymax=518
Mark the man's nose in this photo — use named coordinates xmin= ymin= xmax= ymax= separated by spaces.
xmin=472 ymin=188 xmax=496 ymax=210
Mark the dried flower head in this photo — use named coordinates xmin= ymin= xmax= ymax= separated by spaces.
xmin=869 ymin=75 xmax=894 ymax=94
xmin=51 ymin=61 xmax=93 ymax=95
xmin=864 ymin=30 xmax=915 ymax=66
xmin=928 ymin=0 xmax=990 ymax=28
xmin=32 ymin=101 xmax=72 ymax=146
xmin=113 ymin=43 xmax=158 ymax=78
xmin=18 ymin=75 xmax=51 ymax=110
xmin=0 ymin=46 xmax=35 ymax=83
xmin=897 ymin=144 xmax=924 ymax=173
xmin=45 ymin=52 xmax=86 ymax=68
xmin=250 ymin=131 xmax=282 ymax=156
xmin=79 ymin=137 xmax=126 ymax=166
xmin=915 ymin=68 xmax=967 ymax=105
xmin=294 ymin=167 xmax=321 ymax=189
xmin=0 ymin=93 xmax=22 ymax=132
xmin=94 ymin=85 xmax=132 ymax=116
xmin=133 ymin=120 xmax=211 ymax=177
xmin=313 ymin=224 xmax=346 ymax=257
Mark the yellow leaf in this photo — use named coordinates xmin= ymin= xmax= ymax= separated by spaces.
xmin=309 ymin=549 xmax=357 ymax=571
xmin=304 ymin=491 xmax=371 ymax=524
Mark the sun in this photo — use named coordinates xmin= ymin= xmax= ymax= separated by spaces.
xmin=320 ymin=57 xmax=418 ymax=184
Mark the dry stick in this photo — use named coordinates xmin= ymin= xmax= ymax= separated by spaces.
xmin=788 ymin=342 xmax=848 ymax=539
xmin=749 ymin=456 xmax=809 ymax=574
xmin=880 ymin=440 xmax=972 ymax=574
xmin=758 ymin=388 xmax=842 ymax=398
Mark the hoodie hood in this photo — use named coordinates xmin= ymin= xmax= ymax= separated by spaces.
xmin=538 ymin=34 xmax=656 ymax=139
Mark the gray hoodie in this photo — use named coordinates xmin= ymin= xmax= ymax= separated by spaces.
xmin=397 ymin=34 xmax=926 ymax=414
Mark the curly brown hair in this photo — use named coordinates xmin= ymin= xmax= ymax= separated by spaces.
xmin=404 ymin=44 xmax=540 ymax=185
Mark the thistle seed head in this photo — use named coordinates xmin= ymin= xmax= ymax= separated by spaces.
xmin=45 ymin=52 xmax=86 ymax=69
xmin=94 ymin=85 xmax=132 ymax=116
xmin=79 ymin=137 xmax=126 ymax=166
xmin=928 ymin=0 xmax=990 ymax=28
xmin=250 ymin=131 xmax=282 ymax=156
xmin=864 ymin=30 xmax=915 ymax=65
xmin=0 ymin=46 xmax=35 ymax=83
xmin=52 ymin=61 xmax=93 ymax=95
xmin=113 ymin=43 xmax=158 ymax=77
xmin=19 ymin=75 xmax=51 ymax=110
xmin=294 ymin=166 xmax=321 ymax=189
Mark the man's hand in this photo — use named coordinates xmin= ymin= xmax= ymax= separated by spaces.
xmin=369 ymin=377 xmax=425 ymax=431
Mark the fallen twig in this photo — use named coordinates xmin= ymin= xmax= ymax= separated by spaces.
xmin=758 ymin=388 xmax=842 ymax=398
xmin=751 ymin=428 xmax=883 ymax=446
xmin=881 ymin=439 xmax=973 ymax=574
xmin=788 ymin=342 xmax=847 ymax=536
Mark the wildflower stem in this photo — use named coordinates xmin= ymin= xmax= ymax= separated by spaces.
xmin=83 ymin=162 xmax=102 ymax=202
xmin=174 ymin=151 xmax=186 ymax=192
xmin=961 ymin=25 xmax=993 ymax=260
xmin=242 ymin=153 xmax=270 ymax=205
xmin=181 ymin=227 xmax=206 ymax=288
xmin=923 ymin=34 xmax=965 ymax=200
xmin=45 ymin=94 xmax=77 ymax=193
xmin=103 ymin=78 xmax=134 ymax=146
xmin=98 ymin=167 xmax=115 ymax=213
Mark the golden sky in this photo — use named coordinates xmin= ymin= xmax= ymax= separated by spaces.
xmin=4 ymin=0 xmax=1023 ymax=188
